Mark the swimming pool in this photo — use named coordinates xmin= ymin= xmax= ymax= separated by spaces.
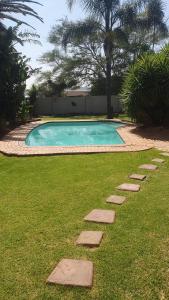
xmin=25 ymin=121 xmax=124 ymax=147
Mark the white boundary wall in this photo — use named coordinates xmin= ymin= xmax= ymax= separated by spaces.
xmin=35 ymin=95 xmax=123 ymax=115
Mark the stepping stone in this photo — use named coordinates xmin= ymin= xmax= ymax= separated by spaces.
xmin=139 ymin=164 xmax=158 ymax=171
xmin=152 ymin=158 xmax=165 ymax=163
xmin=47 ymin=259 xmax=93 ymax=288
xmin=76 ymin=231 xmax=104 ymax=247
xmin=117 ymin=183 xmax=140 ymax=192
xmin=160 ymin=152 xmax=169 ymax=157
xmin=129 ymin=174 xmax=147 ymax=181
xmin=106 ymin=195 xmax=126 ymax=205
xmin=84 ymin=209 xmax=115 ymax=224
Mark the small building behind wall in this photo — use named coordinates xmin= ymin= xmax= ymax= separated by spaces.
xmin=64 ymin=87 xmax=91 ymax=97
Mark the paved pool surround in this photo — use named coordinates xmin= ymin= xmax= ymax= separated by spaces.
xmin=0 ymin=119 xmax=166 ymax=156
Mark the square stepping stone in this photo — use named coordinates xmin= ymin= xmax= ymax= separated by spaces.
xmin=117 ymin=183 xmax=140 ymax=192
xmin=129 ymin=174 xmax=147 ymax=181
xmin=139 ymin=164 xmax=158 ymax=171
xmin=84 ymin=209 xmax=115 ymax=224
xmin=76 ymin=231 xmax=103 ymax=247
xmin=152 ymin=158 xmax=165 ymax=163
xmin=160 ymin=152 xmax=169 ymax=157
xmin=47 ymin=259 xmax=93 ymax=288
xmin=106 ymin=195 xmax=126 ymax=205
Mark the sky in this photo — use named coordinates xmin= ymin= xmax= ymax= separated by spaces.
xmin=6 ymin=0 xmax=84 ymax=86
xmin=6 ymin=0 xmax=169 ymax=87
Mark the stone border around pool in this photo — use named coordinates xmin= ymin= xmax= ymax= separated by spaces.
xmin=0 ymin=120 xmax=155 ymax=156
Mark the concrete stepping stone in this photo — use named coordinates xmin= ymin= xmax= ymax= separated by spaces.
xmin=160 ymin=152 xmax=169 ymax=157
xmin=152 ymin=158 xmax=165 ymax=163
xmin=106 ymin=195 xmax=126 ymax=205
xmin=47 ymin=259 xmax=93 ymax=288
xmin=129 ymin=174 xmax=147 ymax=181
xmin=84 ymin=209 xmax=115 ymax=224
xmin=76 ymin=231 xmax=103 ymax=247
xmin=117 ymin=183 xmax=140 ymax=192
xmin=139 ymin=164 xmax=158 ymax=171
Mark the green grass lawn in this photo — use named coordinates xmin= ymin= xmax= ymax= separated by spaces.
xmin=41 ymin=114 xmax=132 ymax=122
xmin=1 ymin=150 xmax=169 ymax=299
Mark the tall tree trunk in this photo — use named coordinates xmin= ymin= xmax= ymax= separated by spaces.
xmin=106 ymin=53 xmax=112 ymax=119
xmin=105 ymin=10 xmax=113 ymax=119
xmin=152 ymin=20 xmax=156 ymax=50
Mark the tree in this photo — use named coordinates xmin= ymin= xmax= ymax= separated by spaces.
xmin=91 ymin=75 xmax=123 ymax=95
xmin=0 ymin=0 xmax=43 ymax=28
xmin=0 ymin=0 xmax=42 ymax=129
xmin=146 ymin=0 xmax=168 ymax=50
xmin=36 ymin=69 xmax=77 ymax=97
xmin=40 ymin=19 xmax=106 ymax=87
xmin=66 ymin=0 xmax=133 ymax=118
xmin=27 ymin=84 xmax=38 ymax=116
xmin=40 ymin=16 xmax=133 ymax=103
xmin=65 ymin=0 xmax=168 ymax=118
xmin=0 ymin=27 xmax=31 ymax=125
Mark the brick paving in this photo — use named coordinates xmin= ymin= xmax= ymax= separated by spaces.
xmin=0 ymin=121 xmax=152 ymax=156
xmin=0 ymin=120 xmax=169 ymax=156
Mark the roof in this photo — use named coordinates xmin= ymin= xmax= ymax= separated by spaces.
xmin=64 ymin=87 xmax=91 ymax=97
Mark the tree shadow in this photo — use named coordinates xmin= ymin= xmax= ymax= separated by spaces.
xmin=131 ymin=126 xmax=169 ymax=142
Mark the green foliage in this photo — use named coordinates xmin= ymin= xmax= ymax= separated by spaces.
xmin=0 ymin=27 xmax=30 ymax=126
xmin=0 ymin=0 xmax=43 ymax=28
xmin=27 ymin=84 xmax=38 ymax=105
xmin=37 ymin=68 xmax=77 ymax=97
xmin=161 ymin=43 xmax=169 ymax=57
xmin=91 ymin=75 xmax=123 ymax=96
xmin=17 ymin=99 xmax=31 ymax=122
xmin=121 ymin=50 xmax=169 ymax=126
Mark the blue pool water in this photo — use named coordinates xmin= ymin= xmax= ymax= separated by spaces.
xmin=25 ymin=121 xmax=124 ymax=146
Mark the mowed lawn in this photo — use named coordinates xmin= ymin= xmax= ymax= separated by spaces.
xmin=0 ymin=150 xmax=169 ymax=300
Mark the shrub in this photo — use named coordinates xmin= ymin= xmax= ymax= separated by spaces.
xmin=91 ymin=75 xmax=123 ymax=96
xmin=17 ymin=100 xmax=31 ymax=122
xmin=27 ymin=84 xmax=38 ymax=117
xmin=121 ymin=52 xmax=169 ymax=126
xmin=0 ymin=27 xmax=29 ymax=127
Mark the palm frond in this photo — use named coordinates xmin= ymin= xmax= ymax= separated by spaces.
xmin=62 ymin=18 xmax=100 ymax=48
xmin=67 ymin=0 xmax=76 ymax=10
xmin=0 ymin=12 xmax=36 ymax=28
xmin=112 ymin=27 xmax=128 ymax=46
xmin=0 ymin=0 xmax=43 ymax=27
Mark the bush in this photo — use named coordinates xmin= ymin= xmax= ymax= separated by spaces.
xmin=0 ymin=118 xmax=7 ymax=134
xmin=27 ymin=84 xmax=38 ymax=117
xmin=91 ymin=75 xmax=123 ymax=96
xmin=121 ymin=51 xmax=169 ymax=126
xmin=17 ymin=100 xmax=31 ymax=122
xmin=0 ymin=27 xmax=29 ymax=127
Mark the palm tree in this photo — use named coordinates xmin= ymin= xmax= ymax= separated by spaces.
xmin=0 ymin=0 xmax=43 ymax=28
xmin=66 ymin=0 xmax=168 ymax=118
xmin=65 ymin=0 xmax=137 ymax=118
xmin=147 ymin=0 xmax=168 ymax=50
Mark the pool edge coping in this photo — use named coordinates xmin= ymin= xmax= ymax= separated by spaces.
xmin=25 ymin=120 xmax=126 ymax=148
xmin=0 ymin=120 xmax=155 ymax=156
